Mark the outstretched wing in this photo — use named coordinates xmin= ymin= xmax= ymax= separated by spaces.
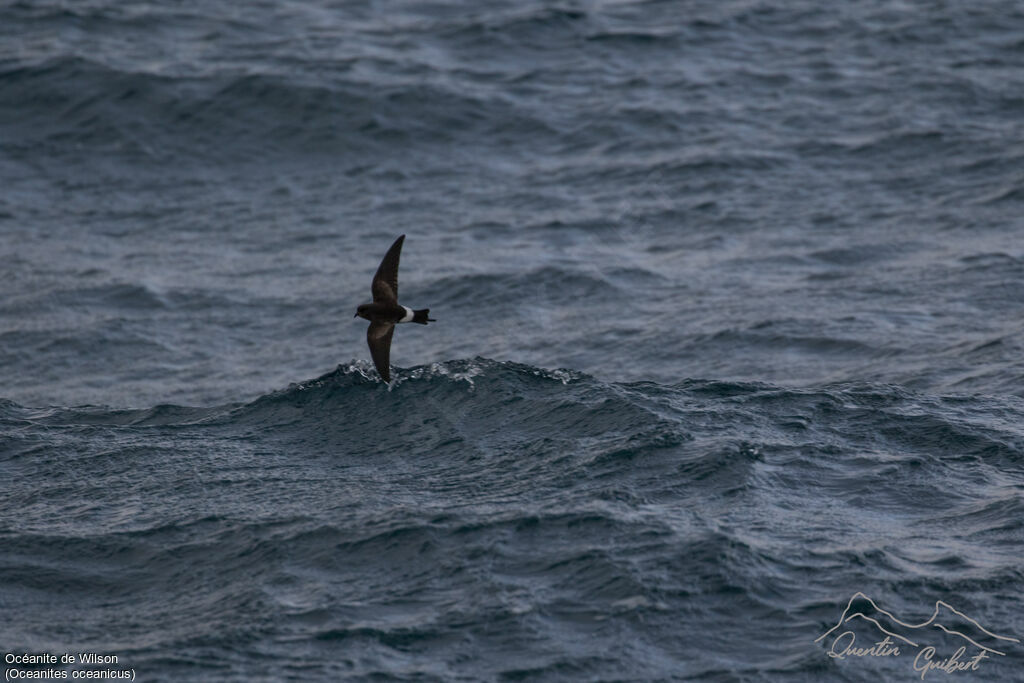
xmin=371 ymin=234 xmax=404 ymax=304
xmin=366 ymin=321 xmax=395 ymax=382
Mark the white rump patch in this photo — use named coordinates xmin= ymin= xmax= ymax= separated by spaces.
xmin=399 ymin=306 xmax=415 ymax=323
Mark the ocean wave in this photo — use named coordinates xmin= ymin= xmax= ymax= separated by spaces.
xmin=3 ymin=359 xmax=1023 ymax=680
xmin=0 ymin=55 xmax=548 ymax=163
xmin=5 ymin=359 xmax=1022 ymax=474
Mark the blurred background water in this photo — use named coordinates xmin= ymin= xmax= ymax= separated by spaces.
xmin=1 ymin=1 xmax=1023 ymax=680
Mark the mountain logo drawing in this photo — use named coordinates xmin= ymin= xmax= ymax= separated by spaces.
xmin=816 ymin=591 xmax=1019 ymax=678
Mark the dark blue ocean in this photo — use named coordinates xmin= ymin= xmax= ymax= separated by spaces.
xmin=2 ymin=1 xmax=1024 ymax=680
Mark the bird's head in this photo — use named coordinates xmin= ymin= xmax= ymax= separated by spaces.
xmin=354 ymin=303 xmax=371 ymax=321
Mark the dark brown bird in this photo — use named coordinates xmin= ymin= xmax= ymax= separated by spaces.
xmin=354 ymin=234 xmax=434 ymax=382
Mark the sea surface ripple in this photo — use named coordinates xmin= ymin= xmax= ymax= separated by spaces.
xmin=2 ymin=0 xmax=1024 ymax=680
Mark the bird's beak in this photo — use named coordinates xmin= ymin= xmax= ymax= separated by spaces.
xmin=353 ymin=312 xmax=359 ymax=317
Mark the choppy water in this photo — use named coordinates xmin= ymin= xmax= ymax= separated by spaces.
xmin=2 ymin=1 xmax=1023 ymax=681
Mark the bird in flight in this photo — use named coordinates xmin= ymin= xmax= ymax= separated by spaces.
xmin=354 ymin=234 xmax=434 ymax=382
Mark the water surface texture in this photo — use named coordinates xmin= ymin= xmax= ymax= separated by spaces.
xmin=2 ymin=1 xmax=1023 ymax=680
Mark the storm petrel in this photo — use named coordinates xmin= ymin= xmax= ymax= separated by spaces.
xmin=354 ymin=234 xmax=435 ymax=382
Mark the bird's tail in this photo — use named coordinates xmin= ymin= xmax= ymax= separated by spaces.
xmin=412 ymin=309 xmax=435 ymax=324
